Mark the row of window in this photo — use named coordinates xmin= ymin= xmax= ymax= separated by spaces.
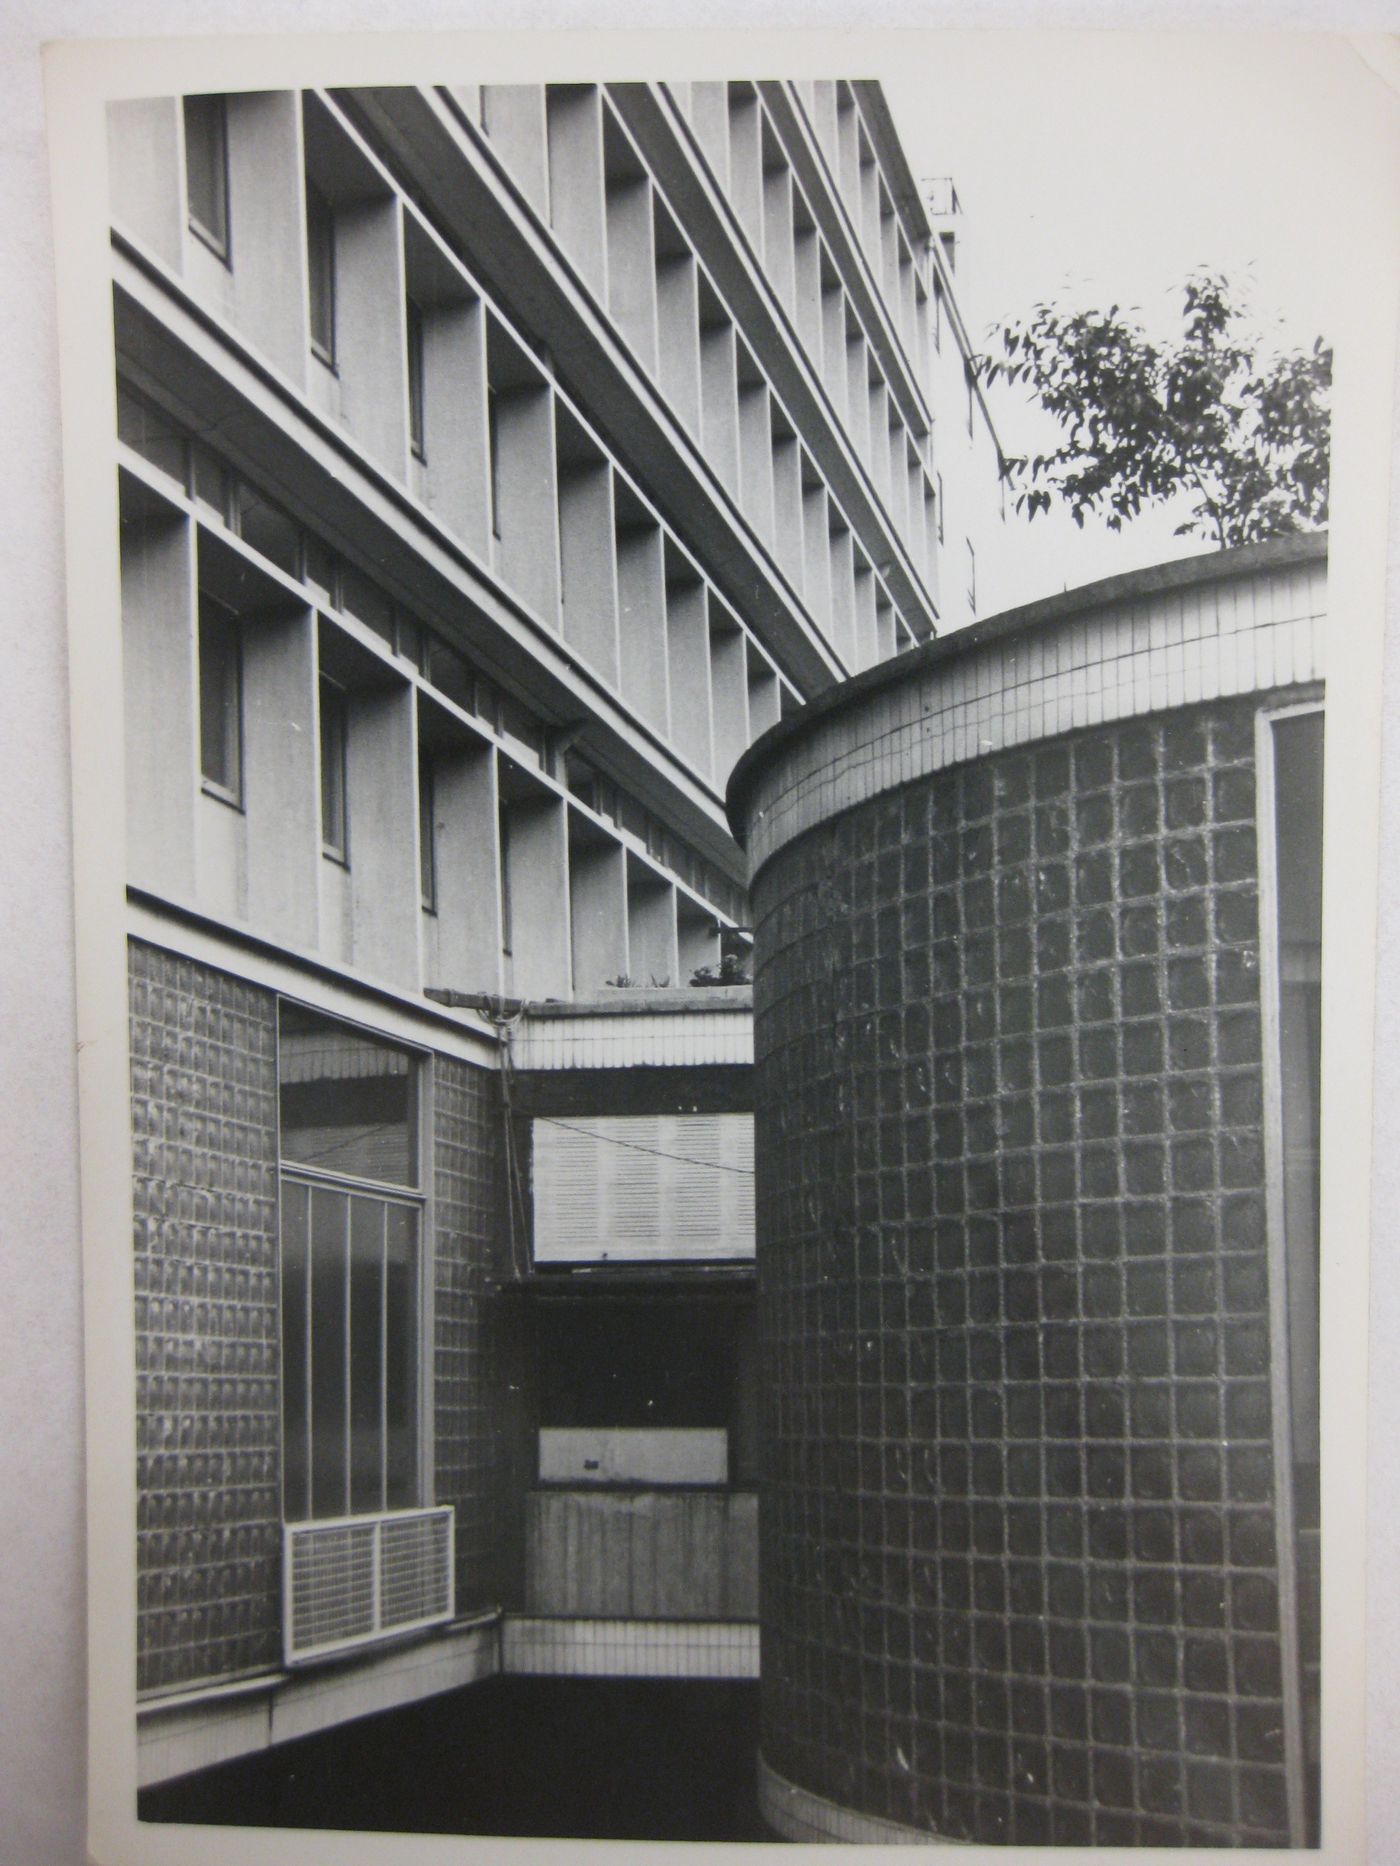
xmin=197 ymin=582 xmax=746 ymax=952
xmin=176 ymin=89 xmax=945 ymax=679
xmin=498 ymin=82 xmax=947 ymax=581
xmin=692 ymin=79 xmax=944 ymax=448
xmin=277 ymin=1006 xmax=423 ymax=1525
xmin=120 ymin=382 xmax=747 ymax=924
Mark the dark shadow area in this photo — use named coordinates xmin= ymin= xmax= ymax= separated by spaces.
xmin=139 ymin=1675 xmax=768 ymax=1841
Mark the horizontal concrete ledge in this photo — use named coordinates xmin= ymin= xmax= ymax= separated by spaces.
xmin=758 ymin=1756 xmax=971 ymax=1846
xmin=524 ymin=986 xmax=752 ymax=1017
xmin=137 ymin=1615 xmax=499 ymax=1788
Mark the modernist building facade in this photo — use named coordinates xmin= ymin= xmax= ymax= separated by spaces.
xmin=108 ymin=79 xmax=1005 ymax=1792
xmin=729 ymin=538 xmax=1324 ymax=1848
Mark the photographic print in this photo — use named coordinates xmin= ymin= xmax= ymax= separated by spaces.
xmin=42 ymin=26 xmax=1397 ymax=1863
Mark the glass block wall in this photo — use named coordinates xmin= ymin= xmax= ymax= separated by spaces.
xmin=731 ymin=541 xmax=1326 ymax=1848
xmin=131 ymin=941 xmax=282 ymax=1693
xmin=131 ymin=940 xmax=508 ymax=1693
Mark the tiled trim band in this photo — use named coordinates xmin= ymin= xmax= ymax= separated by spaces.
xmin=729 ymin=539 xmax=1326 ymax=880
xmin=758 ymin=1757 xmax=969 ymax=1845
xmin=500 ymin=1616 xmax=759 ymax=1679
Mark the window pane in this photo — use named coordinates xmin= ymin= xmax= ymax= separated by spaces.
xmin=184 ymin=94 xmax=228 ymax=254
xmin=384 ymin=1203 xmax=419 ymax=1509
xmin=303 ymin=534 xmax=338 ymax=604
xmin=319 ymin=677 xmax=348 ymax=859
xmin=1273 ymin=712 xmax=1323 ymax=1460
xmin=349 ymin=1198 xmax=386 ymax=1516
xmin=487 ymin=387 xmax=501 ymax=539
xmin=407 ymin=297 xmax=427 ymax=461
xmin=198 ymin=594 xmax=242 ymax=799
xmin=234 ymin=481 xmax=300 ymax=578
xmin=279 ymin=1014 xmax=418 ymax=1187
xmin=116 ymin=384 xmax=186 ymax=483
xmin=418 ymin=758 xmax=436 ymax=913
xmin=1271 ymin=707 xmax=1324 ymax=1841
xmin=281 ymin=1180 xmax=310 ymax=1521
xmin=306 ymin=181 xmax=335 ymax=362
xmin=426 ymin=638 xmax=474 ymax=712
xmin=339 ymin=566 xmax=395 ymax=647
xmin=189 ymin=442 xmax=230 ymax=520
xmin=309 ymin=1186 xmax=349 ymax=1520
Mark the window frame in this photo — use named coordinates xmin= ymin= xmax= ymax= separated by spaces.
xmin=486 ymin=386 xmax=503 ymax=542
xmin=183 ymin=93 xmax=230 ymax=263
xmin=406 ymin=296 xmax=428 ymax=464
xmin=197 ymin=589 xmax=243 ymax=808
xmin=418 ymin=754 xmax=437 ymax=914
xmin=1255 ymin=697 xmax=1325 ymax=1847
xmin=498 ymin=797 xmax=514 ymax=958
xmin=319 ymin=673 xmax=349 ymax=864
xmin=306 ymin=178 xmax=337 ymax=369
xmin=276 ymin=1004 xmax=432 ymax=1528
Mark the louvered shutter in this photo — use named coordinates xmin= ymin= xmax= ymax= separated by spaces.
xmin=532 ymin=1114 xmax=755 ymax=1262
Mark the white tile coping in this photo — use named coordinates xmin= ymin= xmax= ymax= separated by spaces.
xmin=727 ymin=537 xmax=1327 ymax=881
xmin=758 ymin=1755 xmax=972 ymax=1845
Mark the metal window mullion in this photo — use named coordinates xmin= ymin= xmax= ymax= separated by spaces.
xmin=380 ymin=1200 xmax=389 ymax=1516
xmin=342 ymin=1192 xmax=353 ymax=1521
xmin=302 ymin=1182 xmax=313 ymax=1519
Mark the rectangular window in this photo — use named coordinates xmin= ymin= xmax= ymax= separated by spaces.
xmin=319 ymin=675 xmax=348 ymax=861
xmin=487 ymin=387 xmax=502 ymax=540
xmin=406 ymin=297 xmax=427 ymax=462
xmin=303 ymin=534 xmax=338 ymax=606
xmin=183 ymin=94 xmax=229 ymax=259
xmin=306 ymin=181 xmax=336 ymax=366
xmin=198 ymin=593 xmax=242 ymax=804
xmin=278 ymin=1008 xmax=422 ymax=1523
xmin=190 ymin=443 xmax=231 ymax=521
xmin=233 ymin=480 xmax=300 ymax=578
xmin=339 ymin=565 xmax=395 ymax=649
xmin=116 ymin=383 xmax=186 ymax=483
xmin=418 ymin=757 xmax=437 ymax=913
xmin=498 ymin=800 xmax=513 ymax=957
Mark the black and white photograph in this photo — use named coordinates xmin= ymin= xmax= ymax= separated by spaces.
xmin=21 ymin=18 xmax=1400 ymax=1865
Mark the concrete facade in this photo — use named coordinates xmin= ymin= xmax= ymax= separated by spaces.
xmin=110 ymin=78 xmax=1003 ymax=1793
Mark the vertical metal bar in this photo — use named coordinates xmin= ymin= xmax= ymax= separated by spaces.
xmin=343 ymin=1192 xmax=352 ymax=1521
xmin=303 ymin=1182 xmax=313 ymax=1519
xmin=1255 ymin=704 xmax=1308 ymax=1846
xmin=380 ymin=1199 xmax=389 ymax=1516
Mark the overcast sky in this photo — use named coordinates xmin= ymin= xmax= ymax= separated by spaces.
xmin=878 ymin=32 xmax=1384 ymax=609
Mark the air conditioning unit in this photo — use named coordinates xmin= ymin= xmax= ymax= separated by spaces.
xmin=283 ymin=1506 xmax=454 ymax=1664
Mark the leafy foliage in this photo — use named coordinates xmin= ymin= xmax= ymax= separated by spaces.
xmin=689 ymin=954 xmax=751 ymax=987
xmin=977 ymin=272 xmax=1331 ymax=548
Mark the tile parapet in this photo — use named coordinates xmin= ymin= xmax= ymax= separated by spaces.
xmin=728 ymin=535 xmax=1327 ymax=881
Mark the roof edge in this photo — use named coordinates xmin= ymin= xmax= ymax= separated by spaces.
xmin=726 ymin=531 xmax=1328 ymax=844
